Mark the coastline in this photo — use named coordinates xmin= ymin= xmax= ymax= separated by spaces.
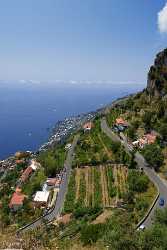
xmin=0 ymin=92 xmax=137 ymax=176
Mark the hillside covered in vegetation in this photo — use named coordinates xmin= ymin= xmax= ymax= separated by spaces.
xmin=2 ymin=48 xmax=167 ymax=250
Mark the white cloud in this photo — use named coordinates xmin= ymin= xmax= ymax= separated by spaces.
xmin=158 ymin=3 xmax=167 ymax=33
xmin=29 ymin=80 xmax=41 ymax=84
xmin=19 ymin=79 xmax=27 ymax=84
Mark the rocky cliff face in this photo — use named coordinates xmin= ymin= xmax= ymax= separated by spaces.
xmin=147 ymin=48 xmax=167 ymax=97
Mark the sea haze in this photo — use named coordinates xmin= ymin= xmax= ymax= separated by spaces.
xmin=0 ymin=81 xmax=144 ymax=159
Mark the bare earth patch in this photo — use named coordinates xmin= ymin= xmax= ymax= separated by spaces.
xmin=58 ymin=213 xmax=72 ymax=225
xmin=75 ymin=168 xmax=81 ymax=201
xmin=92 ymin=209 xmax=113 ymax=224
xmin=100 ymin=165 xmax=110 ymax=207
xmin=85 ymin=167 xmax=89 ymax=206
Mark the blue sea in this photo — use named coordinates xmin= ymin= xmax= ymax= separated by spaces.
xmin=0 ymin=81 xmax=145 ymax=159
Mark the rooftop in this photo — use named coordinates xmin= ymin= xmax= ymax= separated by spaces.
xmin=116 ymin=118 xmax=128 ymax=126
xmin=20 ymin=166 xmax=33 ymax=182
xmin=34 ymin=191 xmax=50 ymax=203
xmin=145 ymin=134 xmax=157 ymax=144
xmin=83 ymin=122 xmax=93 ymax=130
xmin=9 ymin=192 xmax=25 ymax=207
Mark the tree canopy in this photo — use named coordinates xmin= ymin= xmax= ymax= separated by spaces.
xmin=142 ymin=144 xmax=164 ymax=170
xmin=127 ymin=170 xmax=149 ymax=193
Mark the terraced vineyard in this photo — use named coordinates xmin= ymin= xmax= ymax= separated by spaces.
xmin=64 ymin=164 xmax=128 ymax=212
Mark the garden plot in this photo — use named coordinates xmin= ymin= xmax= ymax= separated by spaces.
xmin=64 ymin=164 xmax=128 ymax=212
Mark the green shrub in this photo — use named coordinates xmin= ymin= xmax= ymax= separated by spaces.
xmin=128 ymin=170 xmax=149 ymax=193
xmin=142 ymin=144 xmax=164 ymax=170
xmin=64 ymin=171 xmax=76 ymax=213
xmin=80 ymin=224 xmax=104 ymax=245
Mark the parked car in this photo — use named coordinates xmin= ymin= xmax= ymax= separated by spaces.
xmin=112 ymin=126 xmax=119 ymax=132
xmin=137 ymin=224 xmax=145 ymax=231
xmin=159 ymin=197 xmax=165 ymax=207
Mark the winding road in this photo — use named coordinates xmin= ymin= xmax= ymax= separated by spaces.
xmin=101 ymin=117 xmax=167 ymax=228
xmin=18 ymin=134 xmax=79 ymax=233
xmin=18 ymin=117 xmax=167 ymax=232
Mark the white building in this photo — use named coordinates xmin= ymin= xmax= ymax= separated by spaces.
xmin=33 ymin=191 xmax=50 ymax=207
xmin=65 ymin=143 xmax=72 ymax=150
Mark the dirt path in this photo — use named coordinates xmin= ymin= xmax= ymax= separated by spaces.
xmin=121 ymin=166 xmax=127 ymax=193
xmin=100 ymin=165 xmax=106 ymax=206
xmin=105 ymin=165 xmax=112 ymax=206
xmin=117 ymin=165 xmax=122 ymax=194
xmin=91 ymin=167 xmax=95 ymax=207
xmin=75 ymin=168 xmax=81 ymax=201
xmin=100 ymin=165 xmax=110 ymax=207
xmin=88 ymin=167 xmax=93 ymax=206
xmin=117 ymin=165 xmax=128 ymax=194
xmin=120 ymin=165 xmax=125 ymax=195
xmin=113 ymin=165 xmax=119 ymax=204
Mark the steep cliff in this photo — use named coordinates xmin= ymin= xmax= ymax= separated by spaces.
xmin=147 ymin=48 xmax=167 ymax=97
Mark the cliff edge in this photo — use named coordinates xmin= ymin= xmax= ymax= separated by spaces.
xmin=147 ymin=48 xmax=167 ymax=97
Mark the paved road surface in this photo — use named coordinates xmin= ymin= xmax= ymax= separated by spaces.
xmin=135 ymin=152 xmax=167 ymax=227
xmin=18 ymin=134 xmax=79 ymax=233
xmin=101 ymin=118 xmax=167 ymax=228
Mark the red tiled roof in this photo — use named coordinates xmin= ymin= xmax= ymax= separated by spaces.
xmin=9 ymin=192 xmax=25 ymax=208
xmin=20 ymin=166 xmax=33 ymax=182
xmin=83 ymin=122 xmax=93 ymax=130
xmin=116 ymin=118 xmax=128 ymax=126
xmin=145 ymin=134 xmax=157 ymax=144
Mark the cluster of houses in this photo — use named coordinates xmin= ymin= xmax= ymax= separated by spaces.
xmin=9 ymin=159 xmax=40 ymax=211
xmin=132 ymin=132 xmax=157 ymax=149
xmin=39 ymin=112 xmax=95 ymax=152
xmin=33 ymin=173 xmax=63 ymax=208
xmin=112 ymin=117 xmax=157 ymax=149
xmin=9 ymin=157 xmax=64 ymax=211
xmin=8 ymin=136 xmax=75 ymax=212
xmin=0 ymin=156 xmax=20 ymax=177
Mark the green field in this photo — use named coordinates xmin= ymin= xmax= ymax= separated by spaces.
xmin=64 ymin=164 xmax=156 ymax=226
xmin=64 ymin=164 xmax=128 ymax=213
xmin=73 ymin=119 xmax=116 ymax=167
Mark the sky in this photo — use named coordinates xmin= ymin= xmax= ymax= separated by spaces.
xmin=0 ymin=0 xmax=167 ymax=84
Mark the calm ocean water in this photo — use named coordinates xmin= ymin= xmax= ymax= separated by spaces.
xmin=0 ymin=82 xmax=144 ymax=159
